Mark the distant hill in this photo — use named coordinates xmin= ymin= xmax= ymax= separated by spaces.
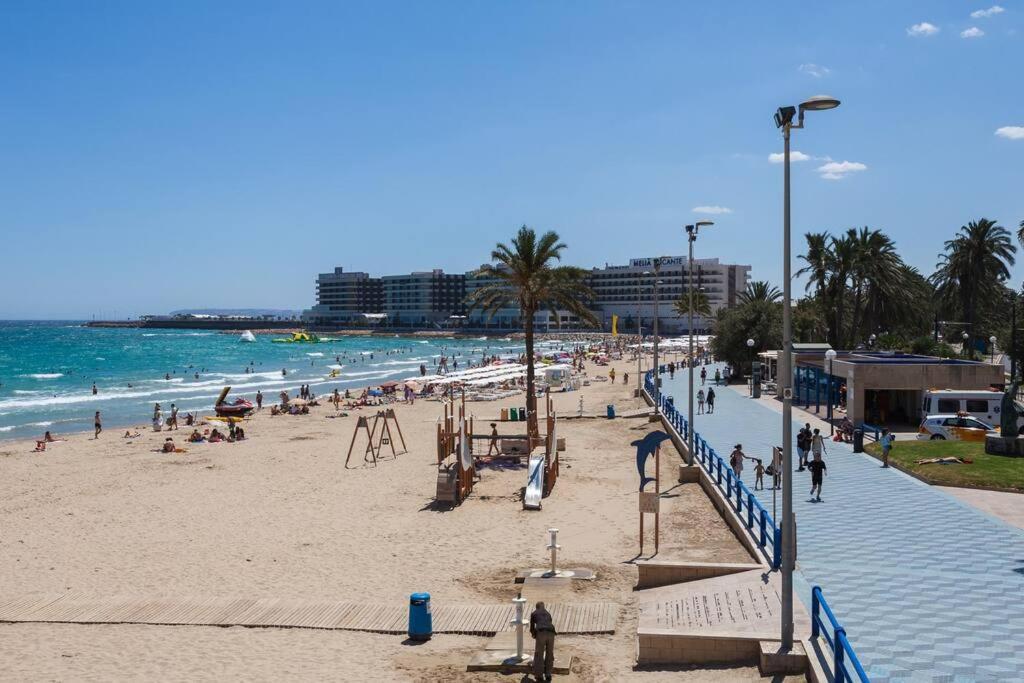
xmin=169 ymin=308 xmax=302 ymax=318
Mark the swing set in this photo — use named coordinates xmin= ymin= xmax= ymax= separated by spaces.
xmin=344 ymin=408 xmax=407 ymax=468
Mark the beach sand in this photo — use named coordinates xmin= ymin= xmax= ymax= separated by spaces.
xmin=0 ymin=357 xmax=789 ymax=681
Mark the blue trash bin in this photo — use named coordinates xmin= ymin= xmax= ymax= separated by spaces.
xmin=606 ymin=404 xmax=615 ymax=419
xmin=408 ymin=592 xmax=432 ymax=640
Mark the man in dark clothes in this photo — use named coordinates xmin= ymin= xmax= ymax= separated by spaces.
xmin=808 ymin=452 xmax=827 ymax=502
xmin=530 ymin=601 xmax=556 ymax=681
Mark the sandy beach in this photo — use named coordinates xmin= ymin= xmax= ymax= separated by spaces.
xmin=0 ymin=356 xmax=790 ymax=681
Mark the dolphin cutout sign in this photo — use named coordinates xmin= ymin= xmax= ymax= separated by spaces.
xmin=633 ymin=430 xmax=670 ymax=491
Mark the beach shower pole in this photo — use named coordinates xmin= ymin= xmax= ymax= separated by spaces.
xmin=511 ymin=594 xmax=527 ymax=661
xmin=547 ymin=528 xmax=560 ymax=575
xmin=685 ymin=222 xmax=713 ymax=466
xmin=775 ymin=94 xmax=840 ymax=653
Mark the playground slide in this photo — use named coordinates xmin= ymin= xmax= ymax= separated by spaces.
xmin=523 ymin=453 xmax=545 ymax=510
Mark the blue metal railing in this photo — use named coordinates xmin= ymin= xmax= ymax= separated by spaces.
xmin=860 ymin=422 xmax=882 ymax=441
xmin=644 ymin=370 xmax=781 ymax=569
xmin=811 ymin=586 xmax=870 ymax=682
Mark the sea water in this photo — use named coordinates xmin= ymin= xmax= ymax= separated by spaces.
xmin=0 ymin=321 xmax=531 ymax=441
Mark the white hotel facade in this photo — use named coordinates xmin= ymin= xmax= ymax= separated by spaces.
xmin=304 ymin=255 xmax=750 ymax=333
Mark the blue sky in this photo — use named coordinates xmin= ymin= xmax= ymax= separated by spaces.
xmin=1 ymin=1 xmax=1021 ymax=319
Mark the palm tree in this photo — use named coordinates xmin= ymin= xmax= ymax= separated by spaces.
xmin=931 ymin=218 xmax=1016 ymax=350
xmin=467 ymin=225 xmax=597 ymax=438
xmin=672 ymin=290 xmax=712 ymax=331
xmin=738 ymin=280 xmax=782 ymax=305
xmin=797 ymin=232 xmax=831 ymax=300
xmin=1018 ymin=219 xmax=1024 ymax=250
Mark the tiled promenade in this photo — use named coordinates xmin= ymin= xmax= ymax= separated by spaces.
xmin=661 ymin=365 xmax=1024 ymax=682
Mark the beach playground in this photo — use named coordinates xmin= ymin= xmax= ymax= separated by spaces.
xmin=0 ymin=354 xmax=797 ymax=682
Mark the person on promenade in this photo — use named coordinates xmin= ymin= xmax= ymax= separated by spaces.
xmin=696 ymin=388 xmax=705 ymax=415
xmin=754 ymin=458 xmax=765 ymax=490
xmin=530 ymin=601 xmax=556 ymax=682
xmin=700 ymin=366 xmax=707 ymax=385
xmin=797 ymin=424 xmax=810 ymax=471
xmin=729 ymin=444 xmax=746 ymax=480
xmin=879 ymin=428 xmax=894 ymax=468
xmin=94 ymin=411 xmax=102 ymax=439
xmin=811 ymin=427 xmax=827 ymax=462
xmin=771 ymin=446 xmax=782 ymax=489
xmin=669 ymin=362 xmax=675 ymax=379
xmin=714 ymin=368 xmax=721 ymax=385
xmin=808 ymin=452 xmax=827 ymax=501
xmin=705 ymin=387 xmax=716 ymax=414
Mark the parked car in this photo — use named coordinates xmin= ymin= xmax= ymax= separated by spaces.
xmin=917 ymin=413 xmax=997 ymax=442
xmin=921 ymin=389 xmax=1024 ymax=434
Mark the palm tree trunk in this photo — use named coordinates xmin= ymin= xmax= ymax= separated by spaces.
xmin=524 ymin=309 xmax=539 ymax=441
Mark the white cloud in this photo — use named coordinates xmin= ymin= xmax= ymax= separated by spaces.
xmin=961 ymin=26 xmax=985 ymax=38
xmin=768 ymin=151 xmax=811 ymax=163
xmin=971 ymin=5 xmax=1004 ymax=19
xmin=995 ymin=126 xmax=1024 ymax=140
xmin=692 ymin=206 xmax=733 ymax=215
xmin=798 ymin=63 xmax=831 ymax=78
xmin=907 ymin=22 xmax=940 ymax=37
xmin=817 ymin=160 xmax=867 ymax=180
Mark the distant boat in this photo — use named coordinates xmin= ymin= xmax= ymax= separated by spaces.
xmin=240 ymin=330 xmax=257 ymax=343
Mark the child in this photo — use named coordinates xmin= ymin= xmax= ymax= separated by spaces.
xmin=879 ymin=429 xmax=894 ymax=468
xmin=488 ymin=423 xmax=499 ymax=455
xmin=808 ymin=453 xmax=827 ymax=501
xmin=754 ymin=458 xmax=765 ymax=490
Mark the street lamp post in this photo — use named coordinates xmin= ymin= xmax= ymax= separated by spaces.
xmin=653 ymin=259 xmax=663 ymax=417
xmin=991 ymin=335 xmax=997 ymax=364
xmin=637 ymin=271 xmax=649 ymax=399
xmin=774 ymin=93 xmax=840 ymax=652
xmin=825 ymin=349 xmax=837 ymax=436
xmin=685 ymin=221 xmax=714 ymax=466
xmin=746 ymin=338 xmax=755 ymax=396
xmin=963 ymin=331 xmax=970 ymax=359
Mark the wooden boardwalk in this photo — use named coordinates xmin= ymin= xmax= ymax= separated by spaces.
xmin=0 ymin=594 xmax=617 ymax=636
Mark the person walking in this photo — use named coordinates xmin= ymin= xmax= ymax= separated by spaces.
xmin=808 ymin=452 xmax=827 ymax=501
xmin=714 ymin=368 xmax=721 ymax=385
xmin=754 ymin=459 xmax=765 ymax=490
xmin=797 ymin=424 xmax=811 ymax=471
xmin=705 ymin=387 xmax=716 ymax=414
xmin=700 ymin=366 xmax=707 ymax=386
xmin=811 ymin=427 xmax=827 ymax=462
xmin=170 ymin=403 xmax=179 ymax=430
xmin=256 ymin=390 xmax=263 ymax=410
xmin=94 ymin=411 xmax=102 ymax=438
xmin=729 ymin=444 xmax=746 ymax=481
xmin=487 ymin=423 xmax=500 ymax=456
xmin=530 ymin=601 xmax=556 ymax=682
xmin=771 ymin=445 xmax=782 ymax=490
xmin=696 ymin=388 xmax=705 ymax=415
xmin=879 ymin=428 xmax=894 ymax=468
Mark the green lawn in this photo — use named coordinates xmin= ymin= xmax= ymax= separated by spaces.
xmin=864 ymin=439 xmax=1024 ymax=491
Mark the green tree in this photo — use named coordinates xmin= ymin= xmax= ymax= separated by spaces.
xmin=467 ymin=225 xmax=597 ymax=438
xmin=672 ymin=290 xmax=712 ymax=321
xmin=931 ymin=218 xmax=1016 ymax=350
xmin=710 ymin=298 xmax=782 ymax=376
xmin=738 ymin=281 xmax=782 ymax=305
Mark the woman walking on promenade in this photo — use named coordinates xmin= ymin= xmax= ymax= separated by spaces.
xmin=729 ymin=444 xmax=747 ymax=481
xmin=697 ymin=388 xmax=705 ymax=415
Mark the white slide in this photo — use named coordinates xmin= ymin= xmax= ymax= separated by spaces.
xmin=523 ymin=453 xmax=545 ymax=510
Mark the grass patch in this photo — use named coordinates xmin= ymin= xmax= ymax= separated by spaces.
xmin=865 ymin=439 xmax=1024 ymax=492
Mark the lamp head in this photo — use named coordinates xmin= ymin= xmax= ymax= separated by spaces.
xmin=990 ymin=335 xmax=997 ymax=343
xmin=746 ymin=338 xmax=755 ymax=348
xmin=800 ymin=95 xmax=841 ymax=112
xmin=825 ymin=349 xmax=837 ymax=361
xmin=695 ymin=220 xmax=714 ymax=228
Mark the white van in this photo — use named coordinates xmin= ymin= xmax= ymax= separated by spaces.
xmin=921 ymin=389 xmax=1024 ymax=433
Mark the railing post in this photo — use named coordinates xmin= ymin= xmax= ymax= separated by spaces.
xmin=773 ymin=527 xmax=781 ymax=569
xmin=810 ymin=586 xmax=821 ymax=638
xmin=747 ymin=494 xmax=754 ymax=528
xmin=834 ymin=627 xmax=847 ymax=681
xmin=759 ymin=509 xmax=767 ymax=547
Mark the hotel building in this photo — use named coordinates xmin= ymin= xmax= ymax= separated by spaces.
xmin=303 ymin=255 xmax=750 ymax=332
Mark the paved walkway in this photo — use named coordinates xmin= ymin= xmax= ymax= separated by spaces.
xmin=662 ymin=365 xmax=1024 ymax=683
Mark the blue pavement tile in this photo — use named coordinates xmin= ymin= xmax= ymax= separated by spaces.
xmin=660 ymin=365 xmax=1024 ymax=682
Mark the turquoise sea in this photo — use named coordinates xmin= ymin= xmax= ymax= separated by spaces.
xmin=0 ymin=321 xmax=526 ymax=441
